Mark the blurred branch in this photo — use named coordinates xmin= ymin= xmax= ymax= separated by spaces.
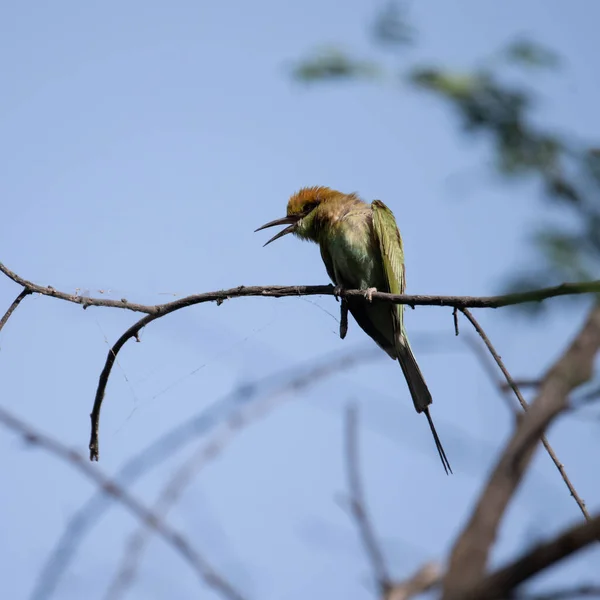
xmin=386 ymin=562 xmax=442 ymax=600
xmin=0 ymin=289 xmax=31 ymax=334
xmin=344 ymin=403 xmax=391 ymax=594
xmin=460 ymin=309 xmax=591 ymax=521
xmin=343 ymin=404 xmax=444 ymax=599
xmin=517 ymin=584 xmax=600 ymax=599
xmin=104 ymin=355 xmax=378 ymax=600
xmin=86 ymin=278 xmax=600 ymax=461
xmin=444 ymin=304 xmax=600 ymax=599
xmin=470 ymin=512 xmax=600 ymax=599
xmin=32 ymin=349 xmax=380 ymax=600
xmin=0 ymin=406 xmax=246 ymax=600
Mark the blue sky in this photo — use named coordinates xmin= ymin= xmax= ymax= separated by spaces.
xmin=1 ymin=1 xmax=599 ymax=599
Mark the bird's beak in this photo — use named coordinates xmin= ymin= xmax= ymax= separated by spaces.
xmin=254 ymin=215 xmax=299 ymax=247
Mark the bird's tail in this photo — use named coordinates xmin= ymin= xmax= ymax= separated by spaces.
xmin=396 ymin=339 xmax=452 ymax=475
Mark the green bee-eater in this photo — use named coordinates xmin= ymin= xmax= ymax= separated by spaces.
xmin=256 ymin=186 xmax=451 ymax=474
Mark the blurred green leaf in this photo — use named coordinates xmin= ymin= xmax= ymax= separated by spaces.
xmin=372 ymin=1 xmax=415 ymax=48
xmin=291 ymin=49 xmax=380 ymax=83
xmin=409 ymin=68 xmax=482 ymax=99
xmin=545 ymin=175 xmax=581 ymax=204
xmin=503 ymin=38 xmax=561 ymax=69
xmin=534 ymin=231 xmax=586 ymax=274
xmin=585 ymin=148 xmax=600 ymax=184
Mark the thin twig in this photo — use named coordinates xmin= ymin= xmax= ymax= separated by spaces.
xmin=33 ymin=349 xmax=380 ymax=600
xmin=461 ymin=309 xmax=591 ymax=522
xmin=469 ymin=512 xmax=600 ymax=599
xmin=443 ymin=304 xmax=600 ymax=600
xmin=344 ymin=403 xmax=391 ymax=593
xmin=461 ymin=309 xmax=528 ymax=411
xmin=0 ymin=406 xmax=246 ymax=600
xmin=0 ymin=289 xmax=31 ymax=334
xmin=499 ymin=379 xmax=541 ymax=392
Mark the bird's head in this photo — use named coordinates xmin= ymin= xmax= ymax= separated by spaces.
xmin=255 ymin=186 xmax=344 ymax=245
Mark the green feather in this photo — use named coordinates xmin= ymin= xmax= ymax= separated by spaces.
xmin=371 ymin=200 xmax=406 ymax=332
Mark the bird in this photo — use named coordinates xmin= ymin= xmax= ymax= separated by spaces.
xmin=255 ymin=186 xmax=451 ymax=474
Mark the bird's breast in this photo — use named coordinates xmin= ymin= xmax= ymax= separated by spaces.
xmin=321 ymin=211 xmax=386 ymax=290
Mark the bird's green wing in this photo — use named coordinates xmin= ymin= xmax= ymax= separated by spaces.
xmin=371 ymin=200 xmax=406 ymax=333
xmin=372 ymin=201 xmax=448 ymax=471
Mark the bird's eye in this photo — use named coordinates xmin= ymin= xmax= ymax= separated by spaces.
xmin=302 ymin=201 xmax=319 ymax=217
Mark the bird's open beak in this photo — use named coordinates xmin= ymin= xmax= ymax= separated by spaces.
xmin=254 ymin=215 xmax=299 ymax=247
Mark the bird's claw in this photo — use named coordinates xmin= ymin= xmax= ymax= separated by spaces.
xmin=332 ymin=285 xmax=344 ymax=302
xmin=363 ymin=287 xmax=377 ymax=302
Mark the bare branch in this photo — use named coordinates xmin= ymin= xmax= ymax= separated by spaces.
xmin=344 ymin=403 xmax=391 ymax=594
xmin=0 ymin=406 xmax=246 ymax=600
xmin=470 ymin=512 xmax=600 ymax=599
xmin=2 ymin=261 xmax=599 ymax=316
xmin=461 ymin=309 xmax=591 ymax=521
xmin=443 ymin=304 xmax=600 ymax=600
xmin=0 ymin=289 xmax=31 ymax=334
xmin=83 ymin=281 xmax=600 ymax=461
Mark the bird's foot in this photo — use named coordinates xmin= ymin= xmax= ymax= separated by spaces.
xmin=331 ymin=284 xmax=344 ymax=302
xmin=363 ymin=287 xmax=377 ymax=302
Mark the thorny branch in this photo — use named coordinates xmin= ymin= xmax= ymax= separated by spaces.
xmin=443 ymin=303 xmax=600 ymax=600
xmin=460 ymin=309 xmax=591 ymax=521
xmin=1 ymin=261 xmax=599 ymax=315
xmin=2 ymin=261 xmax=599 ymax=461
xmin=0 ymin=406 xmax=247 ymax=600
